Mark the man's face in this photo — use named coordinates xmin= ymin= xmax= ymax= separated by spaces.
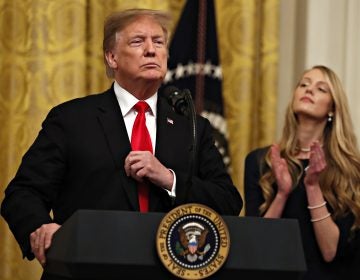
xmin=110 ymin=15 xmax=168 ymax=87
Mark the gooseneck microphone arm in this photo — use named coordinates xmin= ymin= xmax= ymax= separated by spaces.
xmin=164 ymin=86 xmax=197 ymax=201
xmin=183 ymin=89 xmax=197 ymax=172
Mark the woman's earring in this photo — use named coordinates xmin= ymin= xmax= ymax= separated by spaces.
xmin=328 ymin=112 xmax=334 ymax=122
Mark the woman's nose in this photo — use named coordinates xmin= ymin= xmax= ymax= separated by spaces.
xmin=305 ymin=85 xmax=314 ymax=94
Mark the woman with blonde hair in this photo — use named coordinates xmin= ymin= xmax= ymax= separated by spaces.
xmin=244 ymin=65 xmax=360 ymax=279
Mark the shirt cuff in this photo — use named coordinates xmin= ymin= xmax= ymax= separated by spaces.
xmin=165 ymin=169 xmax=176 ymax=198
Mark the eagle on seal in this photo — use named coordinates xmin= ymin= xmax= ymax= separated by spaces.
xmin=177 ymin=223 xmax=209 ymax=257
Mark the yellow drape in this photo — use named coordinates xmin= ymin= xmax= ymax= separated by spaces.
xmin=217 ymin=0 xmax=279 ymax=214
xmin=0 ymin=0 xmax=278 ymax=279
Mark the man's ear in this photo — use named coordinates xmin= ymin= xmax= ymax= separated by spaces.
xmin=105 ymin=51 xmax=117 ymax=68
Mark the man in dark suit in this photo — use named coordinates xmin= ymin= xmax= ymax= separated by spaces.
xmin=0 ymin=8 xmax=242 ymax=277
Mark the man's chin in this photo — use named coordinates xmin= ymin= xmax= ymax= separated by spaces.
xmin=141 ymin=74 xmax=165 ymax=82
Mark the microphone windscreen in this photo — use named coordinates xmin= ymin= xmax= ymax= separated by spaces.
xmin=163 ymin=85 xmax=181 ymax=96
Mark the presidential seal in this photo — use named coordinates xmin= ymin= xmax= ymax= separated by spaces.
xmin=156 ymin=203 xmax=230 ymax=279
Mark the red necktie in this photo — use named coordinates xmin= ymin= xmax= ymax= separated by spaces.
xmin=131 ymin=101 xmax=153 ymax=212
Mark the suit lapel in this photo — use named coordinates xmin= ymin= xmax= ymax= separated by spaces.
xmin=96 ymin=87 xmax=138 ymax=210
xmin=95 ymin=91 xmax=191 ymax=212
xmin=155 ymin=97 xmax=192 ymax=161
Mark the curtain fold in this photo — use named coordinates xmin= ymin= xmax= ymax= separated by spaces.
xmin=216 ymin=0 xmax=278 ymax=214
xmin=0 ymin=0 xmax=278 ymax=279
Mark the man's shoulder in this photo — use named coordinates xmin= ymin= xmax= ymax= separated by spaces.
xmin=52 ymin=87 xmax=114 ymax=111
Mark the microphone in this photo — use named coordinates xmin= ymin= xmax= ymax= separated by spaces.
xmin=163 ymin=86 xmax=189 ymax=116
xmin=163 ymin=85 xmax=197 ymax=203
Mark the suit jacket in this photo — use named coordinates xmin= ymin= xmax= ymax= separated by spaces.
xmin=1 ymin=85 xmax=242 ymax=262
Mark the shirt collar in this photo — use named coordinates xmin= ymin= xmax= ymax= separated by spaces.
xmin=113 ymin=81 xmax=157 ymax=118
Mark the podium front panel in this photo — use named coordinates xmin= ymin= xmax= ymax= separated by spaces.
xmin=45 ymin=210 xmax=306 ymax=279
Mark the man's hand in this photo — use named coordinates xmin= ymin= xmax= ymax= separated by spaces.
xmin=30 ymin=223 xmax=61 ymax=267
xmin=124 ymin=151 xmax=174 ymax=190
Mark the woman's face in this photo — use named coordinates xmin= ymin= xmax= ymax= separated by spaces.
xmin=292 ymin=68 xmax=334 ymax=122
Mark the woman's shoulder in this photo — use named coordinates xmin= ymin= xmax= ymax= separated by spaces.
xmin=244 ymin=145 xmax=271 ymax=168
xmin=246 ymin=145 xmax=270 ymax=159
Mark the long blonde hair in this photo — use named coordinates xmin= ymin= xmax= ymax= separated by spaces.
xmin=259 ymin=65 xmax=360 ymax=232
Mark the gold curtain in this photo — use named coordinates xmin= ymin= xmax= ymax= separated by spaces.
xmin=216 ymin=0 xmax=279 ymax=215
xmin=0 ymin=0 xmax=278 ymax=279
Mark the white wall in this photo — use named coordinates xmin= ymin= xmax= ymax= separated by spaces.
xmin=278 ymin=0 xmax=360 ymax=141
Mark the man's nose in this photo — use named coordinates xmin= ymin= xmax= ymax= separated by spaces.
xmin=144 ymin=40 xmax=156 ymax=57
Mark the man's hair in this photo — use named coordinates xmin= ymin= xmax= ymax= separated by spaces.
xmin=103 ymin=8 xmax=172 ymax=78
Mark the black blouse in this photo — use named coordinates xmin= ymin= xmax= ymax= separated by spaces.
xmin=244 ymin=146 xmax=360 ymax=280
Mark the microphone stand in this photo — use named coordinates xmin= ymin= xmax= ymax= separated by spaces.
xmin=164 ymin=86 xmax=196 ymax=203
xmin=183 ymin=89 xmax=197 ymax=201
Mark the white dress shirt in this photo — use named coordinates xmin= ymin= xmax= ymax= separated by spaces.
xmin=113 ymin=81 xmax=176 ymax=197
